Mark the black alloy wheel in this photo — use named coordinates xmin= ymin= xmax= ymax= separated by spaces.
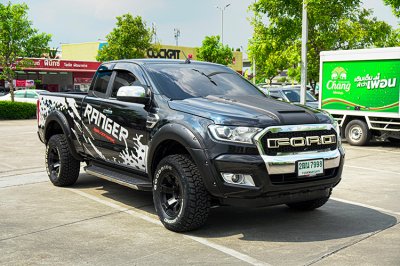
xmin=48 ymin=146 xmax=61 ymax=180
xmin=159 ymin=172 xmax=183 ymax=219
xmin=46 ymin=134 xmax=80 ymax=186
xmin=153 ymin=154 xmax=210 ymax=232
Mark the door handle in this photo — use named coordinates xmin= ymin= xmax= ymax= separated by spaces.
xmin=102 ymin=108 xmax=113 ymax=115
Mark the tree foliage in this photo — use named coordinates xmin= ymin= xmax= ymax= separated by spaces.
xmin=0 ymin=2 xmax=51 ymax=101
xmin=249 ymin=0 xmax=395 ymax=87
xmin=384 ymin=0 xmax=400 ymax=17
xmin=196 ymin=35 xmax=233 ymax=66
xmin=97 ymin=14 xmax=153 ymax=61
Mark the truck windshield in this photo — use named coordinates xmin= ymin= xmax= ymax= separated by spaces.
xmin=145 ymin=63 xmax=265 ymax=100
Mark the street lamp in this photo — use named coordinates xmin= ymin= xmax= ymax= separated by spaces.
xmin=216 ymin=3 xmax=231 ymax=45
xmin=174 ymin=28 xmax=180 ymax=46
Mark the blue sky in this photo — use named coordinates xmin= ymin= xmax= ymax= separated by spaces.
xmin=2 ymin=0 xmax=399 ymax=57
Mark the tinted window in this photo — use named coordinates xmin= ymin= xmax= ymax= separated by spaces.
xmin=283 ymin=89 xmax=316 ymax=102
xmin=111 ymin=71 xmax=140 ymax=98
xmin=14 ymin=91 xmax=25 ymax=98
xmin=26 ymin=91 xmax=38 ymax=99
xmin=269 ymin=90 xmax=282 ymax=99
xmin=92 ymin=71 xmax=112 ymax=98
xmin=146 ymin=64 xmax=264 ymax=100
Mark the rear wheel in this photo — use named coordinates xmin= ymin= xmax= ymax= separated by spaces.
xmin=153 ymin=154 xmax=210 ymax=232
xmin=286 ymin=196 xmax=330 ymax=211
xmin=345 ymin=119 xmax=371 ymax=146
xmin=46 ymin=134 xmax=80 ymax=186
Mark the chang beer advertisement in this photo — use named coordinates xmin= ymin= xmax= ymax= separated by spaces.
xmin=321 ymin=60 xmax=400 ymax=113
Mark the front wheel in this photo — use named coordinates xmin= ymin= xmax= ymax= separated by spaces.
xmin=153 ymin=155 xmax=210 ymax=232
xmin=46 ymin=134 xmax=80 ymax=186
xmin=345 ymin=119 xmax=371 ymax=146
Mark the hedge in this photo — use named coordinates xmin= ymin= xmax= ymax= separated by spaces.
xmin=0 ymin=101 xmax=37 ymax=120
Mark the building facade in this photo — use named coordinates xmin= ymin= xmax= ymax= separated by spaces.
xmin=61 ymin=42 xmax=243 ymax=73
xmin=0 ymin=58 xmax=100 ymax=92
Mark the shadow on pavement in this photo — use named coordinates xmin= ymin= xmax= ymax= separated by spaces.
xmin=72 ymin=173 xmax=398 ymax=243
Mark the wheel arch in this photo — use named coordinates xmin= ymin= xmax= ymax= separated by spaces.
xmin=147 ymin=123 xmax=203 ymax=178
xmin=44 ymin=111 xmax=83 ymax=161
xmin=147 ymin=123 xmax=221 ymax=197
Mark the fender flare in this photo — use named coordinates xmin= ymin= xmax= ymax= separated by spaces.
xmin=147 ymin=123 xmax=221 ymax=196
xmin=44 ymin=111 xmax=83 ymax=161
xmin=147 ymin=123 xmax=203 ymax=172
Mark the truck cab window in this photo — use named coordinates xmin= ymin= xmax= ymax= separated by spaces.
xmin=111 ymin=71 xmax=140 ymax=99
xmin=91 ymin=71 xmax=112 ymax=98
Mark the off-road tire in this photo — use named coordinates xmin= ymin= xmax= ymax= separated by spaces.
xmin=46 ymin=134 xmax=80 ymax=186
xmin=286 ymin=196 xmax=330 ymax=211
xmin=345 ymin=119 xmax=371 ymax=146
xmin=153 ymin=154 xmax=210 ymax=232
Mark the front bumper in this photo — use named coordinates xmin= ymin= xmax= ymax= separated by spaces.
xmin=210 ymin=146 xmax=345 ymax=206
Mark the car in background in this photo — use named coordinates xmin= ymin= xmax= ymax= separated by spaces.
xmin=262 ymin=86 xmax=319 ymax=108
xmin=0 ymin=89 xmax=47 ymax=104
xmin=0 ymin=87 xmax=7 ymax=96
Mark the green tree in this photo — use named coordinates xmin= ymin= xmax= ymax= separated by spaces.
xmin=97 ymin=14 xmax=153 ymax=61
xmin=0 ymin=2 xmax=51 ymax=101
xmin=249 ymin=0 xmax=394 ymax=88
xmin=384 ymin=0 xmax=400 ymax=17
xmin=197 ymin=35 xmax=233 ymax=66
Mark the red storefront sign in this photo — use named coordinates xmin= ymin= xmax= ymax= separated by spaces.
xmin=21 ymin=58 xmax=101 ymax=72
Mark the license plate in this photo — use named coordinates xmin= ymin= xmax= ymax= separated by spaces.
xmin=297 ymin=159 xmax=324 ymax=177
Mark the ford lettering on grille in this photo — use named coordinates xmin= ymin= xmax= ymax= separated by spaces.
xmin=267 ymin=135 xmax=336 ymax=148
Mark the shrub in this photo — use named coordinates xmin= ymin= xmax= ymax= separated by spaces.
xmin=0 ymin=101 xmax=37 ymax=120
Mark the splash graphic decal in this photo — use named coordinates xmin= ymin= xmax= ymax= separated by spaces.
xmin=40 ymin=97 xmax=147 ymax=172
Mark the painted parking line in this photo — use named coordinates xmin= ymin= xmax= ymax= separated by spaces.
xmin=344 ymin=165 xmax=400 ymax=175
xmin=67 ymin=188 xmax=270 ymax=266
xmin=332 ymin=197 xmax=400 ymax=216
xmin=345 ymin=146 xmax=400 ymax=154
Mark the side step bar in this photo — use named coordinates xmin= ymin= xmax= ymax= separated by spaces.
xmin=85 ymin=165 xmax=152 ymax=191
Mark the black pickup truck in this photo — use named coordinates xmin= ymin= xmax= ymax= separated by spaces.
xmin=38 ymin=59 xmax=345 ymax=232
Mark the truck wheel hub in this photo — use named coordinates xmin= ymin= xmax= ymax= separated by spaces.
xmin=350 ymin=126 xmax=363 ymax=141
xmin=48 ymin=147 xmax=61 ymax=177
xmin=160 ymin=173 xmax=182 ymax=218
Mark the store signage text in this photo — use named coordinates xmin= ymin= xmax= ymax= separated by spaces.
xmin=147 ymin=48 xmax=181 ymax=59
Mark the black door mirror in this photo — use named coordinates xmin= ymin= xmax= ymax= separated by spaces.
xmin=116 ymin=86 xmax=150 ymax=104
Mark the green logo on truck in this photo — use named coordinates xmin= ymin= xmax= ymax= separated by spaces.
xmin=322 ymin=59 xmax=400 ymax=113
xmin=327 ymin=67 xmax=351 ymax=92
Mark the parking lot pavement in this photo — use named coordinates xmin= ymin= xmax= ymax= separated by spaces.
xmin=1 ymin=120 xmax=399 ymax=265
xmin=0 ymin=119 xmax=45 ymax=177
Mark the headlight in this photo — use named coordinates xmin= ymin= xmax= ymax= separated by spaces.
xmin=208 ymin=125 xmax=262 ymax=144
xmin=319 ymin=110 xmax=342 ymax=144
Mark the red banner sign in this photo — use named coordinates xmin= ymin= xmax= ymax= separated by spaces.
xmin=22 ymin=59 xmax=101 ymax=72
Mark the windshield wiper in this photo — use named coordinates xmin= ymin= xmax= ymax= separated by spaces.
xmin=191 ymin=69 xmax=217 ymax=86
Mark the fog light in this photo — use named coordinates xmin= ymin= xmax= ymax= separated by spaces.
xmin=221 ymin=173 xmax=255 ymax=187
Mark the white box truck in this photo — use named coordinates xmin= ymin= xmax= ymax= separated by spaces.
xmin=319 ymin=47 xmax=400 ymax=146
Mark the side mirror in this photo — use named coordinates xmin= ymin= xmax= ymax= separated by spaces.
xmin=116 ymin=86 xmax=150 ymax=104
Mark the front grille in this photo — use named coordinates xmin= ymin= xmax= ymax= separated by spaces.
xmin=269 ymin=168 xmax=337 ymax=185
xmin=260 ymin=129 xmax=337 ymax=156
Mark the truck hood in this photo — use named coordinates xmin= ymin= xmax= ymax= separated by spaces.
xmin=168 ymin=95 xmax=329 ymax=127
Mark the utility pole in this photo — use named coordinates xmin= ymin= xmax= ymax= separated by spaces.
xmin=253 ymin=56 xmax=256 ymax=84
xmin=300 ymin=0 xmax=308 ymax=105
xmin=174 ymin=28 xmax=180 ymax=46
xmin=216 ymin=3 xmax=231 ymax=45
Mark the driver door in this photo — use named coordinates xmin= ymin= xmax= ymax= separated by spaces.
xmin=96 ymin=63 xmax=150 ymax=173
